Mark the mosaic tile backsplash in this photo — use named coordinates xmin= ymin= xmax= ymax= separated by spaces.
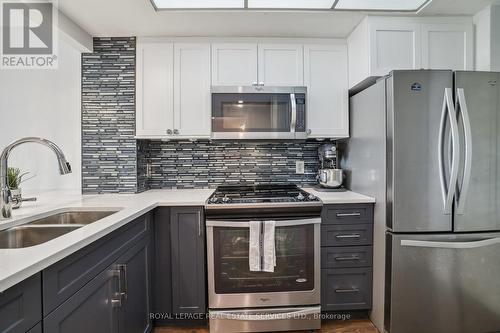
xmin=139 ymin=140 xmax=326 ymax=189
xmin=81 ymin=37 xmax=138 ymax=194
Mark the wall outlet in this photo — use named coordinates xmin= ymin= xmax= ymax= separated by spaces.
xmin=296 ymin=161 xmax=305 ymax=174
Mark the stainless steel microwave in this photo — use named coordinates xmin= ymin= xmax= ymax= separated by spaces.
xmin=211 ymin=86 xmax=307 ymax=140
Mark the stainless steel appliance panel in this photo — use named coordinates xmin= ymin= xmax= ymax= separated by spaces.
xmin=454 ymin=71 xmax=500 ymax=232
xmin=387 ymin=70 xmax=454 ymax=232
xmin=386 ymin=232 xmax=500 ymax=333
xmin=209 ymin=306 xmax=321 ymax=333
xmin=211 ymin=86 xmax=307 ymax=140
xmin=206 ymin=218 xmax=321 ymax=309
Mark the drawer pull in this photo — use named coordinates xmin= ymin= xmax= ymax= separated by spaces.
xmin=336 ymin=212 xmax=362 ymax=217
xmin=336 ymin=234 xmax=361 ymax=239
xmin=335 ymin=288 xmax=360 ymax=293
xmin=335 ymin=255 xmax=360 ymax=261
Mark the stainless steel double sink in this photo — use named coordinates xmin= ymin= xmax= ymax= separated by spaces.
xmin=0 ymin=209 xmax=119 ymax=249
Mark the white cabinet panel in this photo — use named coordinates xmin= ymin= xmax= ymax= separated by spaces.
xmin=304 ymin=44 xmax=349 ymax=138
xmin=421 ymin=24 xmax=473 ymax=70
xmin=173 ymin=43 xmax=211 ymax=138
xmin=369 ymin=21 xmax=421 ymax=76
xmin=136 ymin=42 xmax=174 ymax=137
xmin=211 ymin=43 xmax=257 ymax=86
xmin=257 ymin=44 xmax=304 ymax=86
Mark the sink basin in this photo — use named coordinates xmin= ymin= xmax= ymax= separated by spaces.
xmin=27 ymin=210 xmax=117 ymax=226
xmin=0 ymin=225 xmax=81 ymax=249
xmin=0 ymin=209 xmax=119 ymax=249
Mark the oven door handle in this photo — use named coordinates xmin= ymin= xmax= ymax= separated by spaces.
xmin=211 ymin=306 xmax=321 ymax=321
xmin=206 ymin=218 xmax=321 ymax=228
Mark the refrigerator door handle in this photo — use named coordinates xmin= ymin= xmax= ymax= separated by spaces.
xmin=438 ymin=88 xmax=460 ymax=215
xmin=401 ymin=237 xmax=500 ymax=249
xmin=456 ymin=88 xmax=472 ymax=215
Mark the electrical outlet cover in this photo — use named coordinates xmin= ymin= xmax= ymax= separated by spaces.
xmin=296 ymin=161 xmax=305 ymax=174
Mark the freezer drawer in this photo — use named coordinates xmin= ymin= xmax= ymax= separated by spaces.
xmin=386 ymin=232 xmax=500 ymax=333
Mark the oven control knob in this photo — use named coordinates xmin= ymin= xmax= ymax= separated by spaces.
xmin=209 ymin=197 xmax=219 ymax=204
xmin=222 ymin=196 xmax=231 ymax=203
xmin=296 ymin=193 xmax=305 ymax=201
xmin=308 ymin=194 xmax=317 ymax=201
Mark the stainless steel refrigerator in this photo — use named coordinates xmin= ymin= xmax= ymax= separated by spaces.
xmin=342 ymin=70 xmax=500 ymax=333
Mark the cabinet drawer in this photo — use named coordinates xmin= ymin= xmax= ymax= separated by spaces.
xmin=0 ymin=274 xmax=41 ymax=333
xmin=321 ymin=246 xmax=373 ymax=268
xmin=321 ymin=224 xmax=373 ymax=246
xmin=321 ymin=268 xmax=372 ymax=311
xmin=322 ymin=204 xmax=373 ymax=225
xmin=43 ymin=215 xmax=150 ymax=316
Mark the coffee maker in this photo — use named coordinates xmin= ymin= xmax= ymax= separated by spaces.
xmin=317 ymin=143 xmax=344 ymax=188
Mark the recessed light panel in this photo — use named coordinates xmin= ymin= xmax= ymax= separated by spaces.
xmin=248 ymin=0 xmax=335 ymax=9
xmin=334 ymin=0 xmax=430 ymax=11
xmin=152 ymin=0 xmax=245 ymax=9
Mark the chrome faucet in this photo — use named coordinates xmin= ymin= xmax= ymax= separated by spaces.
xmin=0 ymin=137 xmax=72 ymax=220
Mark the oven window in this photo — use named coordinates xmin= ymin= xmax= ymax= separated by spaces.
xmin=212 ymin=94 xmax=292 ymax=132
xmin=213 ymin=225 xmax=315 ymax=294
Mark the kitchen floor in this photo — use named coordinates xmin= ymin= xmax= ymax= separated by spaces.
xmin=154 ymin=319 xmax=379 ymax=333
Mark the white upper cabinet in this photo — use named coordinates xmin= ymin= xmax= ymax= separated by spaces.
xmin=421 ymin=23 xmax=473 ymax=70
xmin=173 ymin=43 xmax=211 ymax=138
xmin=211 ymin=43 xmax=258 ymax=86
xmin=257 ymin=44 xmax=304 ymax=86
xmin=136 ymin=42 xmax=174 ymax=137
xmin=136 ymin=40 xmax=211 ymax=139
xmin=304 ymin=44 xmax=349 ymax=139
xmin=369 ymin=20 xmax=421 ymax=77
xmin=348 ymin=17 xmax=474 ymax=88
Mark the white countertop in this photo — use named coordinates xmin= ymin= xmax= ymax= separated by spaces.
xmin=0 ymin=187 xmax=374 ymax=292
xmin=305 ymin=188 xmax=376 ymax=204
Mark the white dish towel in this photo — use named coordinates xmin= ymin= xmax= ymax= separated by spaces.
xmin=263 ymin=220 xmax=276 ymax=272
xmin=249 ymin=221 xmax=262 ymax=272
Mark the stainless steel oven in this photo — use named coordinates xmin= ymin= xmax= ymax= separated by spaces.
xmin=211 ymin=86 xmax=307 ymax=140
xmin=206 ymin=217 xmax=321 ymax=332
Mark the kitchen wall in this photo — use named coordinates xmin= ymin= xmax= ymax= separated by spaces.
xmin=140 ymin=140 xmax=322 ymax=190
xmin=81 ymin=37 xmax=327 ymax=193
xmin=81 ymin=37 xmax=138 ymax=194
xmin=0 ymin=36 xmax=82 ymax=192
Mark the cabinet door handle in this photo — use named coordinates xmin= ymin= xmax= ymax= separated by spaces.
xmin=119 ymin=264 xmax=128 ymax=301
xmin=336 ymin=212 xmax=361 ymax=217
xmin=334 ymin=255 xmax=360 ymax=261
xmin=335 ymin=234 xmax=361 ymax=239
xmin=335 ymin=288 xmax=360 ymax=293
xmin=111 ymin=268 xmax=123 ymax=307
xmin=198 ymin=211 xmax=202 ymax=237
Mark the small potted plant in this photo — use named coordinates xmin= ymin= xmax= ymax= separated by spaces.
xmin=7 ymin=167 xmax=32 ymax=209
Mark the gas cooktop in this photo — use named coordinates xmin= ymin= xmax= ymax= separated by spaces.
xmin=206 ymin=184 xmax=321 ymax=207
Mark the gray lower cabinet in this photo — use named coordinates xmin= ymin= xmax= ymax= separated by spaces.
xmin=43 ymin=265 xmax=119 ymax=333
xmin=321 ymin=203 xmax=374 ymax=312
xmin=0 ymin=273 xmax=41 ymax=333
xmin=170 ymin=207 xmax=206 ymax=315
xmin=117 ymin=236 xmax=153 ymax=333
xmin=43 ymin=214 xmax=153 ymax=333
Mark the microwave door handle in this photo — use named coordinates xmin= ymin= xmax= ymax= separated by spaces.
xmin=290 ymin=93 xmax=297 ymax=134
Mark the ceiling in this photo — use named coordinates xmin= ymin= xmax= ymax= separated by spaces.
xmin=58 ymin=0 xmax=493 ymax=38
